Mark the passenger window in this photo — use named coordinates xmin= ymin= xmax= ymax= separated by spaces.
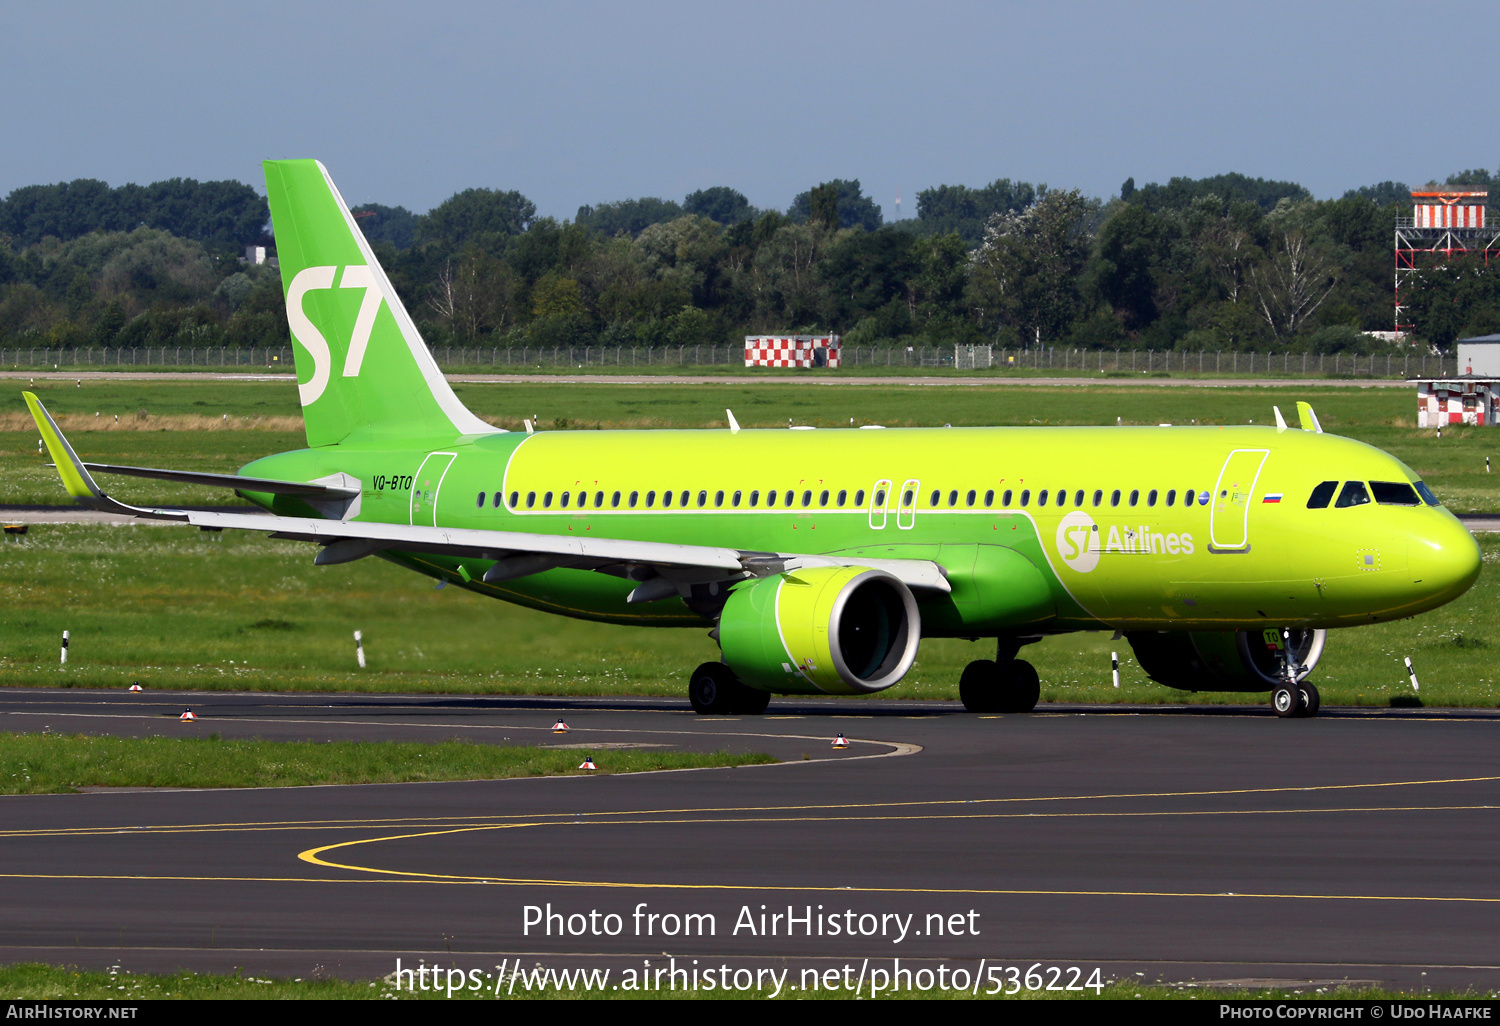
xmin=1129 ymin=489 xmax=1139 ymax=507
xmin=820 ymin=490 xmax=829 ymax=507
xmin=966 ymin=489 xmax=976 ymax=507
xmin=904 ymin=489 xmax=915 ymax=506
xmin=495 ymin=493 xmax=504 ymax=509
xmin=732 ymin=490 xmax=741 ymax=507
xmin=1038 ymin=489 xmax=1048 ymax=505
xmin=802 ymin=490 xmax=813 ymax=507
xmin=856 ymin=489 xmax=867 ymax=506
xmin=930 ymin=489 xmax=940 ymax=507
xmin=476 ymin=492 xmax=486 ymax=508
xmin=1371 ymin=481 xmax=1420 ymax=506
xmin=1110 ymin=489 xmax=1121 ymax=507
xmin=1415 ymin=481 xmax=1441 ymax=507
xmin=1306 ymin=480 xmax=1338 ymax=509
xmin=628 ymin=491 xmax=638 ymax=508
xmin=767 ymin=491 xmax=777 ymax=507
xmin=646 ymin=490 xmax=656 ymax=507
xmin=526 ymin=491 xmax=536 ymax=508
xmin=1002 ymin=489 xmax=1013 ymax=506
xmin=1334 ymin=481 xmax=1371 ymax=508
xmin=784 ymin=490 xmax=794 ymax=506
xmin=662 ymin=491 xmax=672 ymax=508
xmin=1147 ymin=489 xmax=1157 ymax=507
xmin=543 ymin=491 xmax=553 ymax=508
xmin=699 ymin=490 xmax=709 ymax=507
xmin=680 ymin=491 xmax=689 ymax=507
xmin=1020 ymin=489 xmax=1031 ymax=507
xmin=561 ymin=492 xmax=570 ymax=508
xmin=749 ymin=490 xmax=759 ymax=507
xmin=984 ymin=489 xmax=994 ymax=507
xmin=714 ymin=490 xmax=723 ymax=507
xmin=1166 ymin=489 xmax=1176 ymax=506
xmin=837 ymin=489 xmax=847 ymax=506
xmin=1092 ymin=489 xmax=1103 ymax=507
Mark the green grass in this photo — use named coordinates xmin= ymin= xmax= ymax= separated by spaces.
xmin=0 ymin=733 xmax=774 ymax=794
xmin=1 ymin=524 xmax=1498 ymax=708
xmin=0 ymin=961 xmax=1485 ymax=1000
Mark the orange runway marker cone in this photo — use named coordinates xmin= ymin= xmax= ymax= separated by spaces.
xmin=578 ymin=756 xmax=597 ymax=771
xmin=832 ymin=733 xmax=850 ymax=749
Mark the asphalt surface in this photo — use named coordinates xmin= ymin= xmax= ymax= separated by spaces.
xmin=0 ymin=687 xmax=1498 ymax=992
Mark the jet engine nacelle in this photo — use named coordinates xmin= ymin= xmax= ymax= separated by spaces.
xmin=1126 ymin=628 xmax=1327 ymax=692
xmin=718 ymin=566 xmax=920 ymax=695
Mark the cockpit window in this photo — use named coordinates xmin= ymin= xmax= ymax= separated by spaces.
xmin=1371 ymin=481 xmax=1420 ymax=506
xmin=1415 ymin=481 xmax=1441 ymax=507
xmin=1334 ymin=481 xmax=1371 ymax=508
xmin=1307 ymin=480 xmax=1338 ymax=509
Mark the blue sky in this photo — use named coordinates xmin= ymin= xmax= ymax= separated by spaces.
xmin=2 ymin=1 xmax=1495 ymax=219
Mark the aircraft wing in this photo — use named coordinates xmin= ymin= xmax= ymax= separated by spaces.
xmin=23 ymin=391 xmax=950 ymax=598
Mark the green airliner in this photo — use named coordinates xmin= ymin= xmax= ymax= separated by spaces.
xmin=24 ymin=160 xmax=1483 ymax=718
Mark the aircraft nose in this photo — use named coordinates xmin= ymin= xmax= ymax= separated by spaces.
xmin=1409 ymin=514 xmax=1482 ymax=605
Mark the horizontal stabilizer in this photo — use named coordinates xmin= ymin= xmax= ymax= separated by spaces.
xmin=79 ymin=463 xmax=360 ymax=499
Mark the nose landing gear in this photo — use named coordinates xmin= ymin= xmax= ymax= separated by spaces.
xmin=1268 ymin=628 xmax=1320 ymax=718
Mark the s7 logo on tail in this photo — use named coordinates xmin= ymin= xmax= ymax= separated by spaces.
xmin=285 ymin=264 xmax=383 ymax=405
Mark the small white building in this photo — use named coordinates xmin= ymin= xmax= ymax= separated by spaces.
xmin=744 ymin=335 xmax=841 ymax=368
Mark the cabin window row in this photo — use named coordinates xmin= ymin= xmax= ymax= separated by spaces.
xmin=477 ymin=488 xmax=872 ymax=510
xmin=473 ymin=485 xmax=1216 ymax=512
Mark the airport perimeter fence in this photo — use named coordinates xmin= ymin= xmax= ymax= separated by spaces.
xmin=0 ymin=345 xmax=1462 ymax=379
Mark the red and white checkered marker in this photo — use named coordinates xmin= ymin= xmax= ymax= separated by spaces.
xmin=832 ymin=733 xmax=850 ymax=749
xmin=578 ymin=756 xmax=597 ymax=770
xmin=128 ymin=683 xmax=143 ymax=693
xmin=179 ymin=709 xmax=196 ymax=722
xmin=551 ymin=719 xmax=569 ymax=733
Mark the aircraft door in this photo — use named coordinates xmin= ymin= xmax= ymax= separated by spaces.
xmin=868 ymin=478 xmax=892 ymax=530
xmin=896 ymin=478 xmax=920 ymax=530
xmin=409 ymin=451 xmax=458 ymax=526
xmin=1209 ymin=449 xmax=1269 ymax=552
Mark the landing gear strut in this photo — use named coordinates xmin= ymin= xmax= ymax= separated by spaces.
xmin=689 ymin=662 xmax=770 ymax=715
xmin=1270 ymin=628 xmax=1320 ymax=718
xmin=959 ymin=639 xmax=1041 ymax=713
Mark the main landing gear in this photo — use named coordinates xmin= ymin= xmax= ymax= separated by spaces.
xmin=959 ymin=639 xmax=1041 ymax=713
xmin=689 ymin=662 xmax=771 ymax=715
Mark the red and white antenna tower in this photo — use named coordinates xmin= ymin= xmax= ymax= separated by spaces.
xmin=1395 ymin=188 xmax=1500 ymax=341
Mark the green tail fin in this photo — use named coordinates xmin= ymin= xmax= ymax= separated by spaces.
xmin=263 ymin=159 xmax=498 ymax=447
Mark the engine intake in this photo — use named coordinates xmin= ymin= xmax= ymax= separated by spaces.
xmin=1126 ymin=629 xmax=1327 ymax=692
xmin=718 ymin=566 xmax=920 ymax=694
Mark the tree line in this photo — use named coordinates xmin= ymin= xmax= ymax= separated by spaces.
xmin=2 ymin=167 xmax=1499 ymax=354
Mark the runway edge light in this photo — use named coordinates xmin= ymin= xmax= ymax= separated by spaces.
xmin=179 ymin=709 xmax=196 ymax=722
xmin=579 ymin=755 xmax=597 ymax=770
xmin=832 ymin=733 xmax=850 ymax=749
xmin=128 ymin=683 xmax=142 ymax=693
xmin=552 ymin=719 xmax=569 ymax=734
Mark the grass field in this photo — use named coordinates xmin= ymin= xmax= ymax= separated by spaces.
xmin=5 ymin=378 xmax=1499 ymax=510
xmin=1 ymin=523 xmax=1496 ymax=708
xmin=0 ymin=961 xmax=1478 ymax=1000
xmin=0 ymin=733 xmax=773 ymax=794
